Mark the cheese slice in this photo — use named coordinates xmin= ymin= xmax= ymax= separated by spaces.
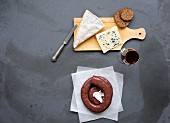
xmin=96 ymin=26 xmax=122 ymax=53
xmin=93 ymin=90 xmax=104 ymax=103
xmin=74 ymin=10 xmax=105 ymax=48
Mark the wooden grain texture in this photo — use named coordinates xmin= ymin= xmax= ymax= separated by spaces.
xmin=74 ymin=17 xmax=146 ymax=51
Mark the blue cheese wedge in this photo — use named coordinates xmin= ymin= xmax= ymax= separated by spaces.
xmin=74 ymin=10 xmax=105 ymax=48
xmin=96 ymin=26 xmax=122 ymax=53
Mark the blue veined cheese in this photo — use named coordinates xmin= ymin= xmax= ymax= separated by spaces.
xmin=74 ymin=10 xmax=105 ymax=48
xmin=96 ymin=26 xmax=122 ymax=53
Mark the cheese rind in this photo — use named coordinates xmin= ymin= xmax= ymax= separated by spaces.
xmin=74 ymin=10 xmax=105 ymax=48
xmin=96 ymin=26 xmax=122 ymax=53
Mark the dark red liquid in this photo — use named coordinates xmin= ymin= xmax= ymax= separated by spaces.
xmin=125 ymin=51 xmax=139 ymax=64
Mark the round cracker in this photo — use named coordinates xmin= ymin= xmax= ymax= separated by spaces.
xmin=120 ymin=8 xmax=134 ymax=21
xmin=114 ymin=10 xmax=130 ymax=28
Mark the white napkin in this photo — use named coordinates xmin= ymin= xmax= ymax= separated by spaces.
xmin=70 ymin=66 xmax=124 ymax=122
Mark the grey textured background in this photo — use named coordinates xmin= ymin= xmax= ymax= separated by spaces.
xmin=0 ymin=0 xmax=170 ymax=123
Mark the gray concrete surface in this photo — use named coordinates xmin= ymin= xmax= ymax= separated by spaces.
xmin=0 ymin=0 xmax=170 ymax=123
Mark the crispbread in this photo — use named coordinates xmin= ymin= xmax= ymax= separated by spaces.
xmin=114 ymin=11 xmax=130 ymax=28
xmin=120 ymin=8 xmax=134 ymax=21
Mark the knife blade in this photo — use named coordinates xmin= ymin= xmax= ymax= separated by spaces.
xmin=52 ymin=25 xmax=77 ymax=62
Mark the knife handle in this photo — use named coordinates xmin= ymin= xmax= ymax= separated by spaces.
xmin=51 ymin=44 xmax=65 ymax=62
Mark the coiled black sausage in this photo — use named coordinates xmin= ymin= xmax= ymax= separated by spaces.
xmin=81 ymin=76 xmax=113 ymax=113
xmin=89 ymin=87 xmax=100 ymax=105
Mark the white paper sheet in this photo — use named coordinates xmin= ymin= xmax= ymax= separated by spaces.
xmin=70 ymin=66 xmax=124 ymax=122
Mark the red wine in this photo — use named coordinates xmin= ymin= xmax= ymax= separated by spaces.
xmin=125 ymin=51 xmax=139 ymax=64
xmin=121 ymin=48 xmax=139 ymax=65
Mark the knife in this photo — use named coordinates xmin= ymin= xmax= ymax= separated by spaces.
xmin=51 ymin=25 xmax=77 ymax=62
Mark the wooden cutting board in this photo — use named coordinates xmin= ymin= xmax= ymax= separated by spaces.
xmin=74 ymin=17 xmax=146 ymax=51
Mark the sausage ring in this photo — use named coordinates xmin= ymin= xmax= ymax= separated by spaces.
xmin=89 ymin=87 xmax=100 ymax=105
xmin=81 ymin=76 xmax=113 ymax=113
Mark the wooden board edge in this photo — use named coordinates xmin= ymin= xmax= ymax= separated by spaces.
xmin=74 ymin=17 xmax=115 ymax=23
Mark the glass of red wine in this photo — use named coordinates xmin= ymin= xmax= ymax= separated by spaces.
xmin=118 ymin=48 xmax=139 ymax=65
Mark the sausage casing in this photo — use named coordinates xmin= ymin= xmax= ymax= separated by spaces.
xmin=81 ymin=76 xmax=113 ymax=113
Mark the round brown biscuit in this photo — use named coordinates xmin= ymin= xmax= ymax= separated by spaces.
xmin=114 ymin=10 xmax=130 ymax=28
xmin=120 ymin=8 xmax=134 ymax=21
